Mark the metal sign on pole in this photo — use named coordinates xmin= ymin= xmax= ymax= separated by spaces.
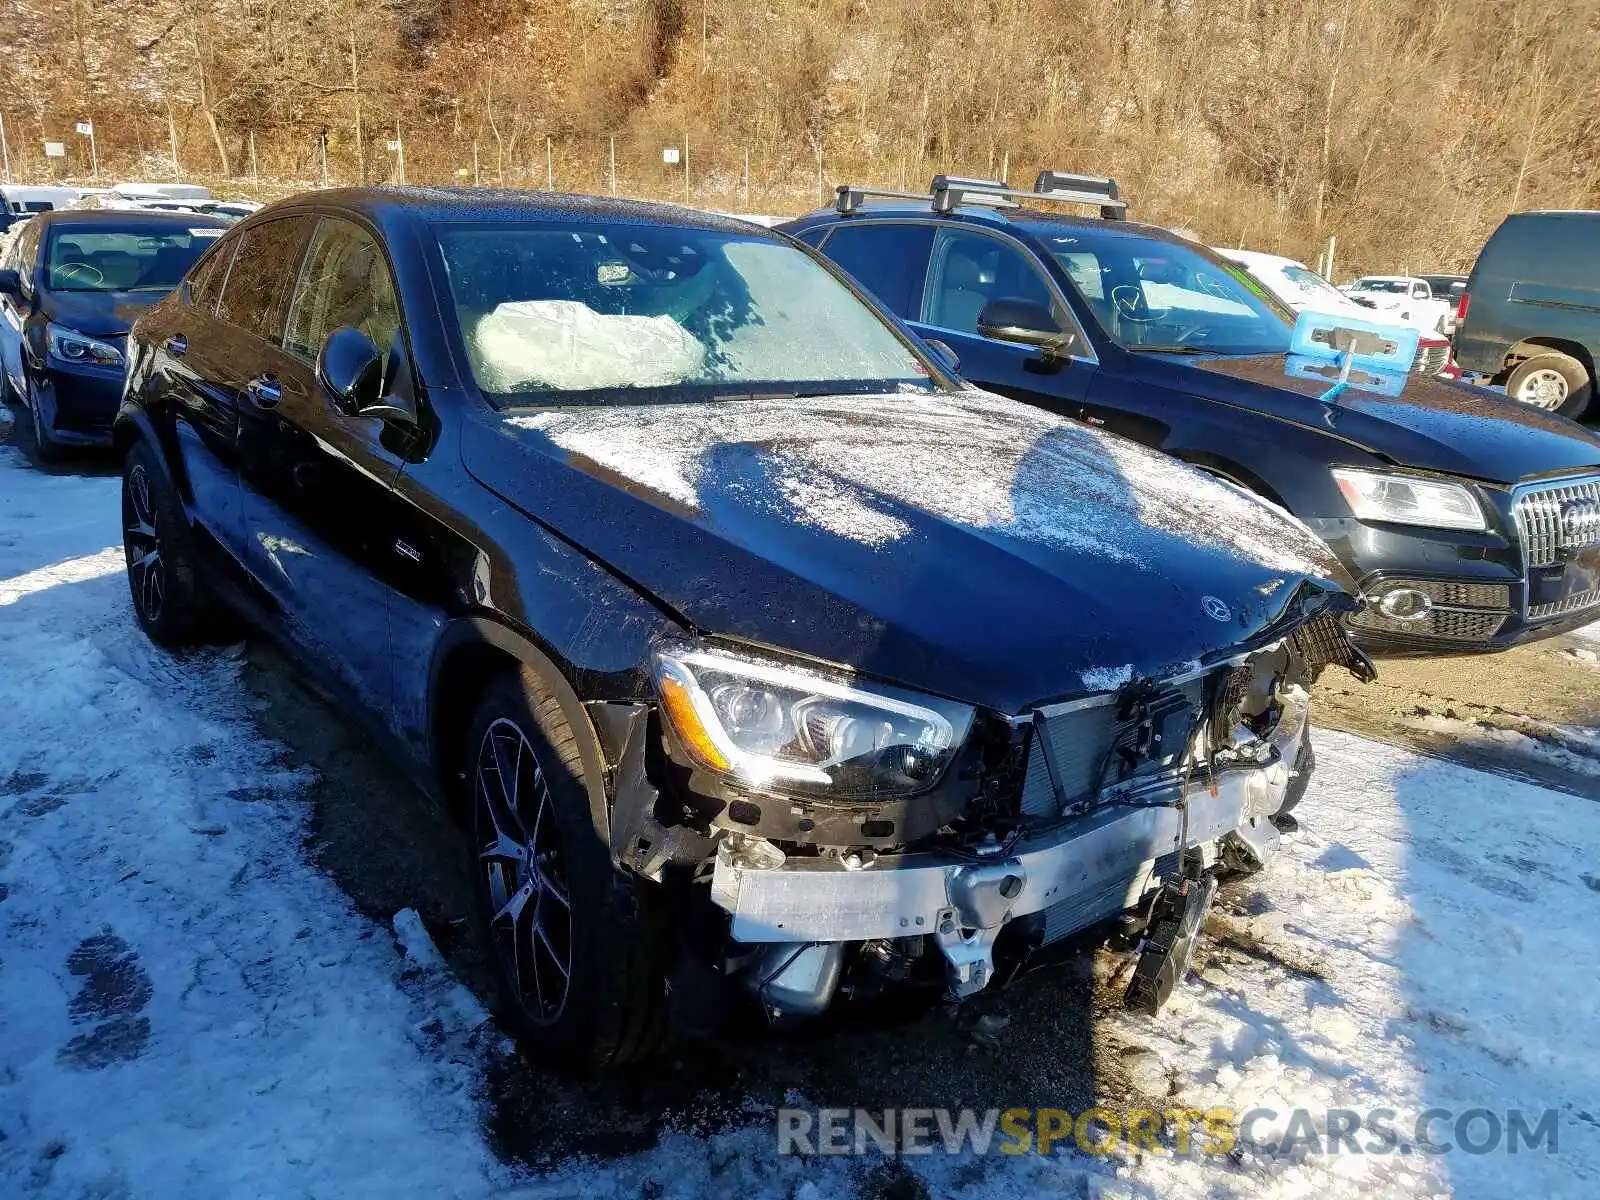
xmin=75 ymin=120 xmax=98 ymax=180
xmin=43 ymin=141 xmax=66 ymax=159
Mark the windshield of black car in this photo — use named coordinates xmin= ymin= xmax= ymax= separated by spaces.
xmin=434 ymin=221 xmax=940 ymax=404
xmin=1033 ymin=227 xmax=1293 ymax=354
xmin=44 ymin=226 xmax=224 ymax=292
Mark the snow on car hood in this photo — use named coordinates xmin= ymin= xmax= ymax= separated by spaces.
xmin=469 ymin=389 xmax=1352 ymax=711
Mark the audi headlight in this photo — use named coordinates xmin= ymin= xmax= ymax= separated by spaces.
xmin=1331 ymin=468 xmax=1487 ymax=532
xmin=47 ymin=323 xmax=123 ymax=368
xmin=652 ymin=642 xmax=973 ymax=799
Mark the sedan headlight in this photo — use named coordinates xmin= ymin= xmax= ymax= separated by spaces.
xmin=1331 ymin=468 xmax=1487 ymax=531
xmin=652 ymin=642 xmax=973 ymax=799
xmin=47 ymin=323 xmax=124 ymax=368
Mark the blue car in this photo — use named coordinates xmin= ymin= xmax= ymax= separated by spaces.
xmin=0 ymin=208 xmax=229 ymax=458
xmin=783 ymin=174 xmax=1600 ymax=655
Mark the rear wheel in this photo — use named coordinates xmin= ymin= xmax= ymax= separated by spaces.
xmin=465 ymin=669 xmax=670 ymax=1070
xmin=122 ymin=440 xmax=208 ymax=645
xmin=1506 ymin=352 xmax=1592 ymax=420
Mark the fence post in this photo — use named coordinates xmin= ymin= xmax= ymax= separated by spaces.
xmin=472 ymin=139 xmax=480 ymax=186
xmin=546 ymin=136 xmax=553 ymax=189
xmin=0 ymin=112 xmax=10 ymax=183
xmin=1323 ymin=234 xmax=1337 ymax=283
xmin=683 ymin=131 xmax=690 ymax=198
xmin=742 ymin=147 xmax=749 ymax=206
xmin=610 ymin=135 xmax=617 ymax=195
xmin=249 ymin=130 xmax=258 ymax=182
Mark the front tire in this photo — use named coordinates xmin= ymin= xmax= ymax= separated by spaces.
xmin=1506 ymin=352 xmax=1592 ymax=420
xmin=122 ymin=440 xmax=207 ymax=645
xmin=464 ymin=669 xmax=671 ymax=1070
xmin=25 ymin=379 xmax=64 ymax=463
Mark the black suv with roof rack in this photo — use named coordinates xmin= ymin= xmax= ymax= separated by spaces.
xmin=782 ymin=174 xmax=1600 ymax=654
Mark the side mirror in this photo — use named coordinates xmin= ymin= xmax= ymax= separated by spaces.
xmin=977 ymin=298 xmax=1076 ymax=357
xmin=923 ymin=338 xmax=960 ymax=376
xmin=0 ymin=268 xmax=21 ymax=298
xmin=317 ymin=325 xmax=414 ymax=423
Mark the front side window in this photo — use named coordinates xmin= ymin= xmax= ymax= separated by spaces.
xmin=284 ymin=218 xmax=401 ymax=372
xmin=216 ymin=218 xmax=312 ymax=342
xmin=1035 ymin=227 xmax=1293 ymax=354
xmin=43 ymin=224 xmax=225 ymax=292
xmin=923 ymin=228 xmax=1062 ymax=335
xmin=435 ymin=221 xmax=938 ymax=404
xmin=818 ymin=223 xmax=935 ymax=318
xmin=1353 ymin=278 xmax=1409 ymax=294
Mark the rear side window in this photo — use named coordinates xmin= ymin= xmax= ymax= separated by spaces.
xmin=818 ymin=223 xmax=935 ymax=318
xmin=284 ymin=218 xmax=402 ymax=373
xmin=216 ymin=217 xmax=312 ymax=342
xmin=187 ymin=238 xmax=238 ymax=313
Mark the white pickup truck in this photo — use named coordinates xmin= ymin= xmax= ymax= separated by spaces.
xmin=1340 ymin=275 xmax=1456 ymax=335
xmin=1215 ymin=249 xmax=1458 ymax=377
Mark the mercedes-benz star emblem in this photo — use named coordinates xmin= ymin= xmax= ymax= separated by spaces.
xmin=1202 ymin=596 xmax=1232 ymax=622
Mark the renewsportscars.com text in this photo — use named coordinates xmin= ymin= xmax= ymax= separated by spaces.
xmin=776 ymin=1106 xmax=1561 ymax=1158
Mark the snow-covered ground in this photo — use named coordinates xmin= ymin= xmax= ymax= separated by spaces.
xmin=2 ymin=438 xmax=1597 ymax=1198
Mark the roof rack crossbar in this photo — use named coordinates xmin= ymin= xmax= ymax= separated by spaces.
xmin=833 ymin=172 xmax=1127 ymax=220
xmin=834 ymin=184 xmax=932 ymax=216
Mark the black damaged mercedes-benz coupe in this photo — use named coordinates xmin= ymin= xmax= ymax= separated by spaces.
xmin=116 ymin=188 xmax=1369 ymax=1069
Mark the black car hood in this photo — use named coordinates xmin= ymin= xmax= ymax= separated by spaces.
xmin=1136 ymin=352 xmax=1600 ymax=483
xmin=465 ymin=390 xmax=1353 ymax=713
xmin=41 ymin=288 xmax=165 ymax=338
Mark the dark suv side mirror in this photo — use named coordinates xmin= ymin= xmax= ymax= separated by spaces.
xmin=0 ymin=268 xmax=21 ymax=298
xmin=317 ymin=326 xmax=414 ymax=423
xmin=977 ymin=299 xmax=1076 ymax=357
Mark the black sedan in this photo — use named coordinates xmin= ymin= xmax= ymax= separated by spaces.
xmin=116 ymin=188 xmax=1368 ymax=1069
xmin=0 ymin=209 xmax=229 ymax=458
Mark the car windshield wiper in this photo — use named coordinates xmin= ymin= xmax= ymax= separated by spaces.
xmin=1125 ymin=344 xmax=1214 ymax=355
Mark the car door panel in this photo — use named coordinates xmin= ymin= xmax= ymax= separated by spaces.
xmin=909 ymin=226 xmax=1097 ymax=415
xmin=136 ymin=239 xmax=251 ymax=566
xmin=237 ymin=215 xmax=412 ymax=726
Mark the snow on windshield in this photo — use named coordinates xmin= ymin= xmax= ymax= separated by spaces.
xmin=508 ymin=389 xmax=1333 ymax=578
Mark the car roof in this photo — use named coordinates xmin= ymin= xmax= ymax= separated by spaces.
xmin=34 ymin=208 xmax=231 ymax=229
xmin=790 ymin=199 xmax=1193 ymax=247
xmin=263 ymin=186 xmax=776 ymax=237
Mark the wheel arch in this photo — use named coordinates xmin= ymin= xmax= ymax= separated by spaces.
xmin=1504 ymin=338 xmax=1595 ymax=383
xmin=1172 ymin=450 xmax=1292 ymax=511
xmin=427 ymin=616 xmax=613 ymax=838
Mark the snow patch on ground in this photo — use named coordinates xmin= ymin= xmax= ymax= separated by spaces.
xmin=1415 ymin=712 xmax=1600 ymax=777
xmin=0 ymin=446 xmax=509 ymax=1198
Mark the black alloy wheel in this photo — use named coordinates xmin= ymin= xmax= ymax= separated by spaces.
xmin=475 ymin=715 xmax=574 ymax=1026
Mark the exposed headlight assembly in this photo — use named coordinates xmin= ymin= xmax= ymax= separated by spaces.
xmin=652 ymin=642 xmax=973 ymax=799
xmin=1331 ymin=468 xmax=1486 ymax=532
xmin=47 ymin=323 xmax=124 ymax=368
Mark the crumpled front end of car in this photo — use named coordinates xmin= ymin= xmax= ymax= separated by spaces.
xmin=604 ymin=602 xmax=1369 ymax=1022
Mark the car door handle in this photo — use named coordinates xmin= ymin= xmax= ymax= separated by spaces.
xmin=246 ymin=374 xmax=281 ymax=408
xmin=164 ymin=334 xmax=188 ymax=356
